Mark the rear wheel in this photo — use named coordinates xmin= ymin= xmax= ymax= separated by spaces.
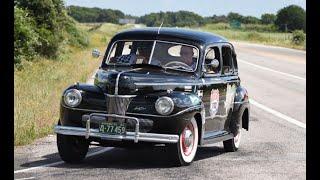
xmin=57 ymin=134 xmax=89 ymax=163
xmin=168 ymin=117 xmax=198 ymax=166
xmin=223 ymin=127 xmax=242 ymax=152
xmin=223 ymin=111 xmax=242 ymax=152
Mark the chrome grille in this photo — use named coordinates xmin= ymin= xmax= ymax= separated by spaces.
xmin=105 ymin=95 xmax=134 ymax=122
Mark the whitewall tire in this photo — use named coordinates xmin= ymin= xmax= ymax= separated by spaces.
xmin=169 ymin=117 xmax=198 ymax=166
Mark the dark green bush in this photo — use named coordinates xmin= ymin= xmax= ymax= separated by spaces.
xmin=14 ymin=6 xmax=40 ymax=64
xmin=14 ymin=0 xmax=89 ymax=65
xmin=291 ymin=30 xmax=305 ymax=45
xmin=64 ymin=17 xmax=89 ymax=47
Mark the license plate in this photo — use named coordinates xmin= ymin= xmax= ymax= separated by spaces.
xmin=99 ymin=122 xmax=126 ymax=135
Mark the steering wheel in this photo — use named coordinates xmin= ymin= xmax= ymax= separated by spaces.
xmin=163 ymin=61 xmax=192 ymax=70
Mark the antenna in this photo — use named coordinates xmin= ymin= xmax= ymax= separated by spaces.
xmin=157 ymin=20 xmax=164 ymax=34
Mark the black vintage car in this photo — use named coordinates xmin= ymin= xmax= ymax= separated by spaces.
xmin=55 ymin=27 xmax=250 ymax=166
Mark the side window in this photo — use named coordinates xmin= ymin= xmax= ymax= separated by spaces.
xmin=232 ymin=51 xmax=238 ymax=73
xmin=122 ymin=42 xmax=132 ymax=55
xmin=204 ymin=47 xmax=221 ymax=74
xmin=222 ymin=46 xmax=234 ymax=74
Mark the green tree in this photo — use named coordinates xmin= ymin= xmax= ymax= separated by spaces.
xmin=227 ymin=12 xmax=243 ymax=22
xmin=261 ymin=13 xmax=276 ymax=24
xmin=16 ymin=0 xmax=67 ymax=57
xmin=242 ymin=16 xmax=260 ymax=24
xmin=67 ymin=6 xmax=125 ymax=23
xmin=14 ymin=0 xmax=88 ymax=65
xmin=204 ymin=15 xmax=228 ymax=23
xmin=14 ymin=6 xmax=40 ymax=64
xmin=139 ymin=11 xmax=204 ymax=27
xmin=275 ymin=5 xmax=306 ymax=32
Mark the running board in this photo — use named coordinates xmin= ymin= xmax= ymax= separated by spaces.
xmin=201 ymin=131 xmax=234 ymax=146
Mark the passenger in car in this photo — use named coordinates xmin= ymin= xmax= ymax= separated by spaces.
xmin=136 ymin=46 xmax=152 ymax=64
xmin=180 ymin=46 xmax=196 ymax=69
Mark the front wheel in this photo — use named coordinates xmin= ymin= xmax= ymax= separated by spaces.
xmin=57 ymin=134 xmax=89 ymax=163
xmin=168 ymin=117 xmax=199 ymax=166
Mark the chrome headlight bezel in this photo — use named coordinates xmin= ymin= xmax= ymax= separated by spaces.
xmin=155 ymin=96 xmax=174 ymax=115
xmin=63 ymin=89 xmax=82 ymax=107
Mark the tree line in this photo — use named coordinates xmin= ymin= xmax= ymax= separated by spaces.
xmin=68 ymin=5 xmax=305 ymax=32
xmin=14 ymin=2 xmax=305 ymax=66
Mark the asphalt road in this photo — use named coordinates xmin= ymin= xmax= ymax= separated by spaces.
xmin=14 ymin=41 xmax=306 ymax=180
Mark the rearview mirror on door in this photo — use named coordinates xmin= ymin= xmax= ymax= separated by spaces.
xmin=205 ymin=59 xmax=219 ymax=68
xmin=92 ymin=49 xmax=100 ymax=58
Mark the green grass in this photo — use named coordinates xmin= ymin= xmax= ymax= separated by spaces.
xmin=198 ymin=23 xmax=305 ymax=50
xmin=14 ymin=23 xmax=132 ymax=146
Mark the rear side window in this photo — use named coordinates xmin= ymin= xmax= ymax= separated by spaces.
xmin=221 ymin=46 xmax=234 ymax=74
xmin=232 ymin=52 xmax=238 ymax=73
xmin=203 ymin=47 xmax=221 ymax=74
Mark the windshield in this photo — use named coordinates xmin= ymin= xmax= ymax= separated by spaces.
xmin=106 ymin=40 xmax=199 ymax=72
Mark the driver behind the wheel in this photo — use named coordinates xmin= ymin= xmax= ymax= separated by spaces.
xmin=180 ymin=46 xmax=196 ymax=70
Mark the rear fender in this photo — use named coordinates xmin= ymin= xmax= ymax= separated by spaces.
xmin=232 ymin=86 xmax=250 ymax=131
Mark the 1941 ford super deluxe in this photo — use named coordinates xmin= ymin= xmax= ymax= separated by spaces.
xmin=54 ymin=27 xmax=250 ymax=166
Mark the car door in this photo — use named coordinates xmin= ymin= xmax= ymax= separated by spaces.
xmin=220 ymin=44 xmax=239 ymax=130
xmin=201 ymin=45 xmax=228 ymax=133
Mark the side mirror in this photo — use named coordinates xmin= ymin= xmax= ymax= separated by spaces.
xmin=92 ymin=49 xmax=101 ymax=58
xmin=205 ymin=59 xmax=219 ymax=68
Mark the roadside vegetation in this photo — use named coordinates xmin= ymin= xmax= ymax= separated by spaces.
xmin=198 ymin=23 xmax=305 ymax=50
xmin=15 ymin=17 xmax=132 ymax=145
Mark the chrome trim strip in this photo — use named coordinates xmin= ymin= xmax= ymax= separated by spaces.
xmin=202 ymin=133 xmax=234 ymax=145
xmin=61 ymin=104 xmax=202 ymax=117
xmin=126 ymin=105 xmax=202 ymax=118
xmin=134 ymin=81 xmax=222 ymax=86
xmin=104 ymin=93 xmax=137 ymax=98
xmin=148 ymin=41 xmax=156 ymax=64
xmin=115 ymin=68 xmax=141 ymax=95
xmin=86 ymin=116 xmax=90 ymax=139
xmin=135 ymin=82 xmax=198 ymax=86
xmin=55 ymin=125 xmax=179 ymax=143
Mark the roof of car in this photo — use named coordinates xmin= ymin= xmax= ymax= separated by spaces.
xmin=111 ymin=27 xmax=229 ymax=45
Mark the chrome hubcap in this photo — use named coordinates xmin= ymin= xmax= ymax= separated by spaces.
xmin=182 ymin=124 xmax=194 ymax=156
xmin=234 ymin=129 xmax=242 ymax=148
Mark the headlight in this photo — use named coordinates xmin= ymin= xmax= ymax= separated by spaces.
xmin=63 ymin=89 xmax=82 ymax=107
xmin=155 ymin=97 xmax=174 ymax=115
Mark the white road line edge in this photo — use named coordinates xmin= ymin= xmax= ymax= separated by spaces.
xmin=14 ymin=147 xmax=113 ymax=174
xmin=238 ymin=59 xmax=306 ymax=81
xmin=250 ymin=99 xmax=306 ymax=129
xmin=15 ymin=177 xmax=35 ymax=180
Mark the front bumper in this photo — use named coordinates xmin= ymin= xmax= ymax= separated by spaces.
xmin=54 ymin=113 xmax=179 ymax=144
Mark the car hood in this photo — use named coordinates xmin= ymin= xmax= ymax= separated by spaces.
xmin=94 ymin=67 xmax=199 ymax=95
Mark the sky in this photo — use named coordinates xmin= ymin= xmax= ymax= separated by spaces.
xmin=64 ymin=0 xmax=306 ymax=18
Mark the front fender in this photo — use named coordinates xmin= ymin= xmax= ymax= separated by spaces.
xmin=127 ymin=91 xmax=203 ymax=116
